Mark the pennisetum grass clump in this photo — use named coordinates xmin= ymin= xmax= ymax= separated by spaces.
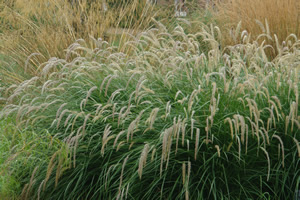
xmin=0 ymin=19 xmax=299 ymax=199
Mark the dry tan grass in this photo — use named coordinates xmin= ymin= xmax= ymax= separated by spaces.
xmin=0 ymin=0 xmax=156 ymax=85
xmin=215 ymin=0 xmax=300 ymax=58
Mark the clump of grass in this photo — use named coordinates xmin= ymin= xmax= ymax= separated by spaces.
xmin=1 ymin=21 xmax=299 ymax=199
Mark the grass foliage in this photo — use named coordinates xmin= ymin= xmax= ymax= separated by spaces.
xmin=0 ymin=117 xmax=63 ymax=199
xmin=0 ymin=118 xmax=21 ymax=200
xmin=1 ymin=20 xmax=299 ymax=199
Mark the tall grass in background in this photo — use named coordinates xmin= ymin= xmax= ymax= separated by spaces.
xmin=1 ymin=21 xmax=299 ymax=199
xmin=215 ymin=0 xmax=300 ymax=58
xmin=0 ymin=0 xmax=157 ymax=86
